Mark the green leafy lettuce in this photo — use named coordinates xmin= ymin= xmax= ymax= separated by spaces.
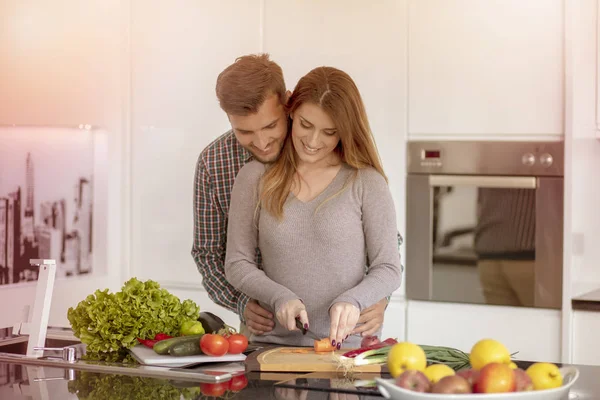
xmin=67 ymin=278 xmax=200 ymax=361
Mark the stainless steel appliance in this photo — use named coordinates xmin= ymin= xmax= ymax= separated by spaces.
xmin=406 ymin=141 xmax=564 ymax=309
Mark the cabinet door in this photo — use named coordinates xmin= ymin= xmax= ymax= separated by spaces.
xmin=408 ymin=0 xmax=564 ymax=138
xmin=573 ymin=310 xmax=600 ymax=365
xmin=407 ymin=300 xmax=561 ymax=363
xmin=130 ymin=0 xmax=261 ymax=287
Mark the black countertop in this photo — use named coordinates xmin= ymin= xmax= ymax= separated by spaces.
xmin=572 ymin=288 xmax=600 ymax=311
xmin=1 ymin=356 xmax=599 ymax=399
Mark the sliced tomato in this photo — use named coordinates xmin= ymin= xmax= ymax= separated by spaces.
xmin=227 ymin=333 xmax=249 ymax=354
xmin=200 ymin=334 xmax=229 ymax=356
xmin=314 ymin=338 xmax=335 ymax=352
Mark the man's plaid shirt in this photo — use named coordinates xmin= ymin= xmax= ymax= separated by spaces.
xmin=192 ymin=130 xmax=404 ymax=322
xmin=192 ymin=130 xmax=255 ymax=320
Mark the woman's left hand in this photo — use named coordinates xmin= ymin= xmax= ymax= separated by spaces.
xmin=329 ymin=302 xmax=360 ymax=349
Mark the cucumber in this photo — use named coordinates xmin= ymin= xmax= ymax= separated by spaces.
xmin=152 ymin=334 xmax=204 ymax=355
xmin=169 ymin=339 xmax=203 ymax=357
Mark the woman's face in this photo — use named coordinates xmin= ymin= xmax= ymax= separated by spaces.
xmin=291 ymin=103 xmax=341 ymax=166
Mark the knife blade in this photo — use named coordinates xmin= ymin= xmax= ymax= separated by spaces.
xmin=295 ymin=317 xmax=321 ymax=341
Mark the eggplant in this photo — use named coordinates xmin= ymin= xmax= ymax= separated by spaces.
xmin=197 ymin=311 xmax=226 ymax=334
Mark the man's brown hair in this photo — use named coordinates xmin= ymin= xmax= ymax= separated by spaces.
xmin=215 ymin=53 xmax=286 ymax=116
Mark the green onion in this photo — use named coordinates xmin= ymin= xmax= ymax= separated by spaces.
xmin=348 ymin=344 xmax=473 ymax=370
xmin=352 ymin=345 xmax=394 ymax=366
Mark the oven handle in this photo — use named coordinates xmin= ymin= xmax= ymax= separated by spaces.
xmin=429 ymin=175 xmax=537 ymax=189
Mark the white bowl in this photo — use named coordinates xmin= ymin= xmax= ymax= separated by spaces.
xmin=375 ymin=367 xmax=579 ymax=400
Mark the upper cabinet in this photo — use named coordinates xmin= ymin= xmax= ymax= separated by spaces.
xmin=408 ymin=0 xmax=564 ymax=139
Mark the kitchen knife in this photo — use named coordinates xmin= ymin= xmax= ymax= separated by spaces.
xmin=295 ymin=317 xmax=321 ymax=341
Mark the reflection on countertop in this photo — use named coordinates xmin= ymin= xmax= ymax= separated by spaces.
xmin=1 ymin=344 xmax=600 ymax=399
xmin=0 ymin=361 xmax=387 ymax=400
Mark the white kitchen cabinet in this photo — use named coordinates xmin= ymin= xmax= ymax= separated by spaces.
xmin=406 ymin=300 xmax=562 ymax=363
xmin=572 ymin=310 xmax=600 ymax=365
xmin=408 ymin=0 xmax=564 ymax=139
xmin=129 ymin=0 xmax=261 ymax=289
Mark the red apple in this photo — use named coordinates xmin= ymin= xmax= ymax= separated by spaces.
xmin=514 ymin=368 xmax=534 ymax=391
xmin=395 ymin=370 xmax=431 ymax=392
xmin=431 ymin=375 xmax=472 ymax=394
xmin=457 ymin=368 xmax=480 ymax=389
xmin=475 ymin=362 xmax=516 ymax=393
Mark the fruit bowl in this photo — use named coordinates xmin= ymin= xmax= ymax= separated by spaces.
xmin=375 ymin=367 xmax=579 ymax=400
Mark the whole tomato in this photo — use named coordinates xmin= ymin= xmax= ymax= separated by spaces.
xmin=227 ymin=334 xmax=249 ymax=354
xmin=200 ymin=334 xmax=229 ymax=356
xmin=228 ymin=374 xmax=248 ymax=392
xmin=199 ymin=382 xmax=228 ymax=397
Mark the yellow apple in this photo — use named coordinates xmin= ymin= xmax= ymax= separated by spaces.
xmin=469 ymin=339 xmax=512 ymax=370
xmin=387 ymin=342 xmax=427 ymax=378
xmin=424 ymin=364 xmax=455 ymax=384
xmin=526 ymin=362 xmax=563 ymax=390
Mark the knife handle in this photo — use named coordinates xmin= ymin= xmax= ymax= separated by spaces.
xmin=295 ymin=317 xmax=307 ymax=334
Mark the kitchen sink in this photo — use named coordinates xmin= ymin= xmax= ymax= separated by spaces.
xmin=0 ymin=337 xmax=81 ymax=356
xmin=0 ymin=327 xmax=81 ymax=357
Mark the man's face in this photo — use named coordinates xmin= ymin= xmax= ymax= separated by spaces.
xmin=229 ymin=93 xmax=288 ymax=163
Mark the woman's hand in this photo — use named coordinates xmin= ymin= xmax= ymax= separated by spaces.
xmin=329 ymin=302 xmax=360 ymax=349
xmin=276 ymin=299 xmax=309 ymax=331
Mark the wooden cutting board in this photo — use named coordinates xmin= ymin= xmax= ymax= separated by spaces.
xmin=245 ymin=345 xmax=388 ymax=373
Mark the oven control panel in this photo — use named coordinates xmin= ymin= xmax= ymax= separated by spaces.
xmin=407 ymin=141 xmax=564 ymax=176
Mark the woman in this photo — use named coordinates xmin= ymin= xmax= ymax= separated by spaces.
xmin=224 ymin=66 xmax=401 ymax=349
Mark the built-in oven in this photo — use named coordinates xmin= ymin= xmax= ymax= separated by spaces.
xmin=405 ymin=141 xmax=564 ymax=309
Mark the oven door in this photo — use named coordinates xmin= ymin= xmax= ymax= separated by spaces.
xmin=406 ymin=174 xmax=563 ymax=309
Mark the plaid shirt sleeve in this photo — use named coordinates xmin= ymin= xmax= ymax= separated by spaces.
xmin=191 ymin=155 xmax=251 ymax=321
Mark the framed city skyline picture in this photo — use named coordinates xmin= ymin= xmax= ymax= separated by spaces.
xmin=0 ymin=126 xmax=96 ymax=285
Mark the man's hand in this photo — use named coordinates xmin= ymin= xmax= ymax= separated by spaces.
xmin=276 ymin=299 xmax=307 ymax=331
xmin=243 ymin=300 xmax=275 ymax=335
xmin=351 ymin=297 xmax=388 ymax=337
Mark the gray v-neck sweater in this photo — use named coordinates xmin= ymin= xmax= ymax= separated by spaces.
xmin=224 ymin=160 xmax=402 ymax=347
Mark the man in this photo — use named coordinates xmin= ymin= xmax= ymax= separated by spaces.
xmin=191 ymin=53 xmax=390 ymax=336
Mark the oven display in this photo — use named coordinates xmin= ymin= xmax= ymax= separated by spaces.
xmin=422 ymin=150 xmax=441 ymax=159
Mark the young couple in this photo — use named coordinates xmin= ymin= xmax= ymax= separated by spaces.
xmin=192 ymin=54 xmax=402 ymax=349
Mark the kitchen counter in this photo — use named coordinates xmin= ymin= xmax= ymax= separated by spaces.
xmin=0 ymin=351 xmax=599 ymax=399
xmin=572 ymin=288 xmax=600 ymax=310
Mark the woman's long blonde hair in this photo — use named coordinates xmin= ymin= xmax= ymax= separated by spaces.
xmin=260 ymin=66 xmax=387 ymax=219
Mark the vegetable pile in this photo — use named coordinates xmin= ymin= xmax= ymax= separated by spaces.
xmin=67 ymin=278 xmax=200 ymax=361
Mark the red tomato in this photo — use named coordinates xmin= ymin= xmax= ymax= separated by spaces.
xmin=200 ymin=334 xmax=229 ymax=356
xmin=229 ymin=374 xmax=248 ymax=392
xmin=227 ymin=334 xmax=249 ymax=354
xmin=200 ymin=382 xmax=228 ymax=397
